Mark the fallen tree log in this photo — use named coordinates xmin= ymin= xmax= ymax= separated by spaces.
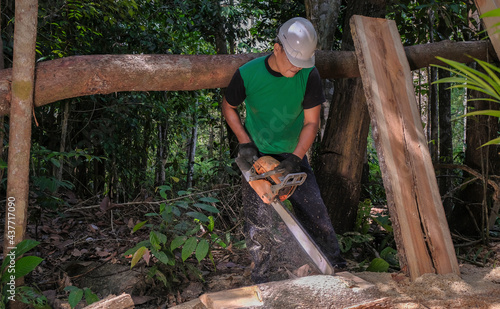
xmin=170 ymin=273 xmax=389 ymax=309
xmin=0 ymin=40 xmax=495 ymax=115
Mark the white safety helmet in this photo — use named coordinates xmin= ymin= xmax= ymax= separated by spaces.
xmin=277 ymin=17 xmax=318 ymax=68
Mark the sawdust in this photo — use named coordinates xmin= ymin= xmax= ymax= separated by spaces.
xmin=355 ymin=264 xmax=500 ymax=308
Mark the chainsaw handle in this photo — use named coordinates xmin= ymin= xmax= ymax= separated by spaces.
xmin=235 ymin=155 xmax=253 ymax=172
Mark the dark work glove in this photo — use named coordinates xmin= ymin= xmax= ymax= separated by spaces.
xmin=238 ymin=142 xmax=259 ymax=164
xmin=277 ymin=154 xmax=302 ymax=176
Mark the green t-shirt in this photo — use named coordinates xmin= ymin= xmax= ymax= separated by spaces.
xmin=226 ymin=55 xmax=325 ymax=154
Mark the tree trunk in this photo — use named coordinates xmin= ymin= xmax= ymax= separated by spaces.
xmin=156 ymin=92 xmax=169 ymax=187
xmin=187 ymin=100 xmax=199 ymax=189
xmin=315 ymin=0 xmax=386 ymax=234
xmin=305 ymin=0 xmax=341 ymax=51
xmin=156 ymin=122 xmax=168 ymax=186
xmin=429 ymin=66 xmax=439 ymax=162
xmin=305 ymin=0 xmax=341 ymax=145
xmin=58 ymin=101 xmax=70 ymax=183
xmin=212 ymin=0 xmax=228 ymax=55
xmin=3 ymin=0 xmax=38 ymax=303
xmin=141 ymin=112 xmax=151 ymax=189
xmin=0 ymin=0 xmax=5 ymax=185
xmin=208 ymin=126 xmax=214 ymax=159
xmin=428 ymin=8 xmax=439 ymax=163
xmin=438 ymin=68 xmax=453 ymax=218
xmin=0 ymin=40 xmax=494 ymax=116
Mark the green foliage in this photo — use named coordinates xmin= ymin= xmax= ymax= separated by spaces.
xmin=339 ymin=200 xmax=398 ymax=273
xmin=64 ymin=286 xmax=99 ymax=309
xmin=388 ymin=1 xmax=480 ymax=45
xmin=456 ymin=245 xmax=496 ymax=267
xmin=433 ymin=56 xmax=500 ymax=146
xmin=366 ymin=258 xmax=389 ymax=272
xmin=16 ymin=286 xmax=50 ymax=309
xmin=338 ymin=232 xmax=374 ymax=253
xmin=124 ymin=188 xmax=234 ymax=288
xmin=364 ymin=133 xmax=387 ymax=205
xmin=0 ymin=0 xmax=307 ymax=202
xmin=0 ymin=240 xmax=43 ymax=307
xmin=29 ymin=145 xmax=103 ymax=209
xmin=356 ymin=199 xmax=373 ymax=234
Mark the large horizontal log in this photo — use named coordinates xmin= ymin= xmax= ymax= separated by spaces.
xmin=0 ymin=40 xmax=495 ymax=115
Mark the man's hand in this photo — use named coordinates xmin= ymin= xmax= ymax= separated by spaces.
xmin=277 ymin=154 xmax=302 ymax=175
xmin=239 ymin=142 xmax=259 ymax=164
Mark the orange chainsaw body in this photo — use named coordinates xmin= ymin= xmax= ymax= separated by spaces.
xmin=249 ymin=156 xmax=296 ymax=204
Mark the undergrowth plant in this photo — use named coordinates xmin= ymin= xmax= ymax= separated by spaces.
xmin=432 ymin=56 xmax=500 ymax=146
xmin=432 ymin=55 xmax=500 ymax=240
xmin=30 ymin=146 xmax=104 ymax=209
xmin=0 ymin=239 xmax=43 ymax=308
xmin=63 ymin=286 xmax=99 ymax=309
xmin=124 ymin=185 xmax=238 ymax=289
xmin=338 ymin=199 xmax=398 ymax=272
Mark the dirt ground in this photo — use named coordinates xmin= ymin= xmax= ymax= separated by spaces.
xmin=355 ymin=264 xmax=500 ymax=308
xmin=2 ymin=193 xmax=500 ymax=308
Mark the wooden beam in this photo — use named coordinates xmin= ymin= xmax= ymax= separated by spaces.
xmin=350 ymin=15 xmax=460 ymax=280
xmin=475 ymin=0 xmax=500 ymax=60
xmin=0 ymin=40 xmax=494 ymax=116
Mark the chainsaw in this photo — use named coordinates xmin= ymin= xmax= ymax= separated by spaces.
xmin=235 ymin=155 xmax=335 ymax=275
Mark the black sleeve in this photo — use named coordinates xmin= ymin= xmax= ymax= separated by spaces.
xmin=303 ymin=67 xmax=326 ymax=109
xmin=224 ymin=69 xmax=246 ymax=107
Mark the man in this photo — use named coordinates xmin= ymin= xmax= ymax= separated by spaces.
xmin=222 ymin=17 xmax=346 ymax=283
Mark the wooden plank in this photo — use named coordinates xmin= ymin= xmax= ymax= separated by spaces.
xmin=475 ymin=0 xmax=500 ymax=60
xmin=82 ymin=293 xmax=134 ymax=309
xmin=350 ymin=15 xmax=460 ymax=280
xmin=199 ymin=285 xmax=263 ymax=309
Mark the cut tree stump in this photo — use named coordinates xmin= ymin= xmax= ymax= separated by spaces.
xmin=350 ymin=15 xmax=460 ymax=281
xmin=82 ymin=293 xmax=134 ymax=309
xmin=475 ymin=0 xmax=500 ymax=60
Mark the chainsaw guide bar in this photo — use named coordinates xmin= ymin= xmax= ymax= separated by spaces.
xmin=235 ymin=155 xmax=335 ymax=275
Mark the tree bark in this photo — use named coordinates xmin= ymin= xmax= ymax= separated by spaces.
xmin=187 ymin=99 xmax=199 ymax=189
xmin=305 ymin=0 xmax=341 ymax=51
xmin=305 ymin=0 xmax=341 ymax=144
xmin=429 ymin=65 xmax=438 ymax=161
xmin=428 ymin=7 xmax=439 ymax=163
xmin=0 ymin=0 xmax=5 ymax=185
xmin=57 ymin=101 xmax=70 ymax=183
xmin=438 ymin=68 xmax=453 ymax=218
xmin=3 ymin=0 xmax=38 ymax=303
xmin=0 ymin=40 xmax=494 ymax=116
xmin=315 ymin=0 xmax=386 ymax=234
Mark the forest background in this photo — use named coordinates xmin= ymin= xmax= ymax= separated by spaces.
xmin=0 ymin=0 xmax=500 ymax=307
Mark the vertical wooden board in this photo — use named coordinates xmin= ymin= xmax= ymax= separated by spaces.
xmin=350 ymin=15 xmax=435 ymax=280
xmin=386 ymin=23 xmax=460 ymax=276
xmin=475 ymin=0 xmax=500 ymax=60
xmin=350 ymin=15 xmax=459 ymax=279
